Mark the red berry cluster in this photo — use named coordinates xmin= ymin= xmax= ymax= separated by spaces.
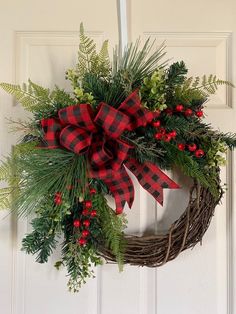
xmin=163 ymin=105 xmax=203 ymax=117
xmin=54 ymin=192 xmax=62 ymax=205
xmin=152 ymin=120 xmax=177 ymax=142
xmin=74 ymin=188 xmax=97 ymax=246
xmin=175 ymin=104 xmax=203 ymax=118
xmin=177 ymin=143 xmax=204 ymax=158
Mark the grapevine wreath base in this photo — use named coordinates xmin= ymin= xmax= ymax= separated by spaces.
xmin=0 ymin=24 xmax=235 ymax=292
xmin=99 ymin=176 xmax=223 ymax=266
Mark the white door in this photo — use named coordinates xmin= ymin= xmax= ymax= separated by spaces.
xmin=0 ymin=1 xmax=235 ymax=314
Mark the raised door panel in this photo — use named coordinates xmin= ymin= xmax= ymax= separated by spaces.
xmin=0 ymin=2 xmax=119 ymax=314
xmin=129 ymin=1 xmax=236 ymax=313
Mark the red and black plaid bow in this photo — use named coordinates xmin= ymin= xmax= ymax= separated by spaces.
xmin=41 ymin=90 xmax=179 ymax=213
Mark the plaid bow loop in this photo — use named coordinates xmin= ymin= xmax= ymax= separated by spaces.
xmin=59 ymin=103 xmax=96 ymax=132
xmin=94 ymin=103 xmax=129 ymax=139
xmin=41 ymin=90 xmax=179 ymax=214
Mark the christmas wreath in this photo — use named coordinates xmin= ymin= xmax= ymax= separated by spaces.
xmin=0 ymin=24 xmax=236 ymax=292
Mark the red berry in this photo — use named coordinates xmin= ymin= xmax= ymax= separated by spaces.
xmin=54 ymin=198 xmax=62 ymax=205
xmin=165 ymin=108 xmax=173 ymax=116
xmin=154 ymin=109 xmax=161 ymax=118
xmin=89 ymin=188 xmax=96 ymax=195
xmin=78 ymin=238 xmax=87 ymax=246
xmin=188 ymin=143 xmax=197 ymax=152
xmin=66 ymin=185 xmax=74 ymax=190
xmin=83 ymin=220 xmax=90 ymax=228
xmin=90 ymin=210 xmax=97 ymax=217
xmin=152 ymin=120 xmax=161 ymax=128
xmin=196 ymin=110 xmax=203 ymax=118
xmin=82 ymin=230 xmax=90 ymax=237
xmin=163 ymin=134 xmax=172 ymax=142
xmin=84 ymin=200 xmax=92 ymax=209
xmin=169 ymin=130 xmax=177 ymax=138
xmin=176 ymin=104 xmax=184 ymax=112
xmin=73 ymin=219 xmax=80 ymax=228
xmin=54 ymin=192 xmax=62 ymax=205
xmin=159 ymin=127 xmax=166 ymax=135
xmin=184 ymin=109 xmax=193 ymax=117
xmin=154 ymin=132 xmax=163 ymax=140
xmin=195 ymin=149 xmax=205 ymax=158
xmin=177 ymin=143 xmax=185 ymax=151
xmin=82 ymin=209 xmax=89 ymax=216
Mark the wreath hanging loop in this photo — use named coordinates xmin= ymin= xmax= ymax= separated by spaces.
xmin=0 ymin=23 xmax=234 ymax=292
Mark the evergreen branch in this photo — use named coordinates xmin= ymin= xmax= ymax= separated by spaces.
xmin=113 ymin=38 xmax=167 ymax=89
xmin=92 ymin=193 xmax=127 ymax=270
xmin=22 ymin=214 xmax=58 ymax=263
xmin=211 ymin=132 xmax=236 ymax=149
xmin=166 ymin=61 xmax=188 ymax=87
xmin=163 ymin=142 xmax=220 ymax=198
xmin=61 ymin=239 xmax=101 ymax=292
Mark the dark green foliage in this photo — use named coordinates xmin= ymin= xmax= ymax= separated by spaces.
xmin=61 ymin=238 xmax=102 ymax=292
xmin=213 ymin=132 xmax=236 ymax=149
xmin=22 ymin=214 xmax=58 ymax=263
xmin=58 ymin=193 xmax=127 ymax=291
xmin=122 ymin=131 xmax=166 ymax=165
xmin=166 ymin=61 xmax=188 ymax=87
xmin=60 ymin=202 xmax=102 ymax=292
xmin=163 ymin=142 xmax=219 ymax=198
xmin=92 ymin=193 xmax=127 ymax=270
xmin=82 ymin=73 xmax=127 ymax=107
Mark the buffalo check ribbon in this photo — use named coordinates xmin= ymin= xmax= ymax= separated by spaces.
xmin=41 ymin=90 xmax=179 ymax=214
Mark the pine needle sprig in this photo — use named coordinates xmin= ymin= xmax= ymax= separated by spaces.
xmin=113 ymin=38 xmax=167 ymax=89
xmin=11 ymin=149 xmax=87 ymax=217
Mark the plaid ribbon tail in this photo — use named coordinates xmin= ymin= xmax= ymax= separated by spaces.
xmin=90 ymin=166 xmax=134 ymax=214
xmin=125 ymin=159 xmax=179 ymax=205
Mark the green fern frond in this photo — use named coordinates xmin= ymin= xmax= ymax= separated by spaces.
xmin=92 ymin=193 xmax=127 ymax=270
xmin=190 ymin=75 xmax=234 ymax=96
xmin=78 ymin=23 xmax=97 ymax=76
xmin=0 ymin=81 xmax=53 ymax=113
xmin=174 ymin=74 xmax=234 ymax=104
xmin=0 ymin=148 xmax=22 ymax=210
xmin=0 ymin=156 xmax=12 ymax=182
xmin=77 ymin=23 xmax=111 ymax=79
xmin=28 ymin=80 xmax=51 ymax=100
xmin=0 ymin=82 xmax=38 ymax=111
xmin=99 ymin=40 xmax=109 ymax=65
xmin=79 ymin=23 xmax=96 ymax=58
xmin=0 ymin=187 xmax=11 ymax=209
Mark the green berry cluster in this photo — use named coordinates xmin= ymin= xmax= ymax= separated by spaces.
xmin=140 ymin=69 xmax=167 ymax=111
xmin=206 ymin=140 xmax=227 ymax=168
